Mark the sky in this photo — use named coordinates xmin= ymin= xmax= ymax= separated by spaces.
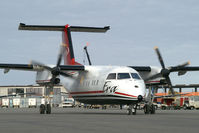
xmin=0 ymin=0 xmax=199 ymax=92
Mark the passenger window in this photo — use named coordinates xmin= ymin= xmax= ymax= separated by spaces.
xmin=131 ymin=73 xmax=141 ymax=80
xmin=117 ymin=73 xmax=130 ymax=79
xmin=107 ymin=73 xmax=116 ymax=80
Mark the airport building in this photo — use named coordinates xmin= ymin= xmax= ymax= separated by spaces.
xmin=0 ymin=85 xmax=69 ymax=108
xmin=1 ymin=84 xmax=199 ymax=109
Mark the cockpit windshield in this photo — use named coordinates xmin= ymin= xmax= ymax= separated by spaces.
xmin=117 ymin=73 xmax=130 ymax=79
xmin=131 ymin=73 xmax=141 ymax=80
xmin=107 ymin=73 xmax=116 ymax=80
xmin=107 ymin=73 xmax=141 ymax=80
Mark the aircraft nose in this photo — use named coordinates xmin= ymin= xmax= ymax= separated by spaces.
xmin=137 ymin=95 xmax=143 ymax=102
xmin=135 ymin=81 xmax=146 ymax=97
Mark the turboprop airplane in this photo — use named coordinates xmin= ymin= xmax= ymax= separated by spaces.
xmin=1 ymin=23 xmax=199 ymax=115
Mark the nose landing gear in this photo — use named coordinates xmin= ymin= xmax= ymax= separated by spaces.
xmin=127 ymin=104 xmax=137 ymax=115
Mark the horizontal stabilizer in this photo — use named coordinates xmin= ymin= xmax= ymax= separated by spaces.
xmin=18 ymin=23 xmax=110 ymax=33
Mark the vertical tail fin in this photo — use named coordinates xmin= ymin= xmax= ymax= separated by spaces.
xmin=62 ymin=25 xmax=81 ymax=65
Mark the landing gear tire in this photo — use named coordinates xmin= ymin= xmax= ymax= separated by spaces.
xmin=128 ymin=108 xmax=133 ymax=115
xmin=150 ymin=104 xmax=156 ymax=114
xmin=132 ymin=109 xmax=136 ymax=115
xmin=190 ymin=106 xmax=194 ymax=110
xmin=144 ymin=104 xmax=150 ymax=114
xmin=128 ymin=104 xmax=137 ymax=115
xmin=128 ymin=108 xmax=136 ymax=115
xmin=40 ymin=104 xmax=45 ymax=114
xmin=183 ymin=105 xmax=187 ymax=110
xmin=46 ymin=104 xmax=51 ymax=114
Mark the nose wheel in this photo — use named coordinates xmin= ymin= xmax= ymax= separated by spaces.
xmin=127 ymin=104 xmax=137 ymax=115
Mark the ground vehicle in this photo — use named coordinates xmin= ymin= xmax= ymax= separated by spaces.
xmin=160 ymin=97 xmax=175 ymax=110
xmin=172 ymin=97 xmax=183 ymax=110
xmin=172 ymin=96 xmax=199 ymax=110
xmin=60 ymin=98 xmax=75 ymax=108
xmin=183 ymin=96 xmax=199 ymax=110
xmin=13 ymin=98 xmax=20 ymax=108
xmin=2 ymin=98 xmax=9 ymax=108
xmin=28 ymin=98 xmax=37 ymax=108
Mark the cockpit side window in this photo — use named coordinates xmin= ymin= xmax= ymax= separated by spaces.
xmin=107 ymin=73 xmax=116 ymax=80
xmin=131 ymin=73 xmax=141 ymax=80
xmin=117 ymin=73 xmax=130 ymax=79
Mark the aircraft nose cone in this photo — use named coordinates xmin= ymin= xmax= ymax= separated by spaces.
xmin=137 ymin=95 xmax=143 ymax=102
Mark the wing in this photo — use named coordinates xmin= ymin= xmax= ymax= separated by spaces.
xmin=59 ymin=65 xmax=85 ymax=71
xmin=0 ymin=63 xmax=38 ymax=73
xmin=0 ymin=63 xmax=85 ymax=72
xmin=128 ymin=66 xmax=151 ymax=72
xmin=0 ymin=63 xmax=85 ymax=84
xmin=129 ymin=65 xmax=199 ymax=83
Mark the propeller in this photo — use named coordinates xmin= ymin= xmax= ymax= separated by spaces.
xmin=147 ymin=47 xmax=190 ymax=96
xmin=31 ymin=44 xmax=71 ymax=84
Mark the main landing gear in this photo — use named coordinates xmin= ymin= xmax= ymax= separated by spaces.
xmin=40 ymin=85 xmax=52 ymax=114
xmin=144 ymin=104 xmax=155 ymax=114
xmin=143 ymin=86 xmax=156 ymax=115
xmin=127 ymin=103 xmax=156 ymax=115
xmin=40 ymin=104 xmax=51 ymax=114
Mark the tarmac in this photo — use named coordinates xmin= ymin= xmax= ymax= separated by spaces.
xmin=0 ymin=108 xmax=199 ymax=133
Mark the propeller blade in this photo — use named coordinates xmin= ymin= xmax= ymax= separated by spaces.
xmin=154 ymin=46 xmax=166 ymax=69
xmin=145 ymin=73 xmax=162 ymax=81
xmin=57 ymin=53 xmax=62 ymax=67
xmin=170 ymin=61 xmax=190 ymax=76
xmin=165 ymin=76 xmax=175 ymax=96
xmin=56 ymin=44 xmax=65 ymax=67
xmin=175 ymin=61 xmax=190 ymax=68
xmin=30 ymin=60 xmax=53 ymax=71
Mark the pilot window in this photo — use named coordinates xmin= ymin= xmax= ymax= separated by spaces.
xmin=131 ymin=73 xmax=141 ymax=80
xmin=107 ymin=73 xmax=116 ymax=80
xmin=117 ymin=73 xmax=130 ymax=79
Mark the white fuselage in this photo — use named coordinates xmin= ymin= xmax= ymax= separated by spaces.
xmin=61 ymin=66 xmax=146 ymax=105
xmin=36 ymin=65 xmax=163 ymax=105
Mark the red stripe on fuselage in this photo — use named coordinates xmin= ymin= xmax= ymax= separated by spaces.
xmin=70 ymin=91 xmax=137 ymax=98
xmin=114 ymin=92 xmax=137 ymax=98
xmin=70 ymin=90 xmax=104 ymax=95
xmin=145 ymin=81 xmax=160 ymax=83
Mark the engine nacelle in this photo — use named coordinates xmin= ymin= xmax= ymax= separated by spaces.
xmin=36 ymin=70 xmax=61 ymax=85
xmin=36 ymin=70 xmax=52 ymax=85
xmin=52 ymin=78 xmax=60 ymax=84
